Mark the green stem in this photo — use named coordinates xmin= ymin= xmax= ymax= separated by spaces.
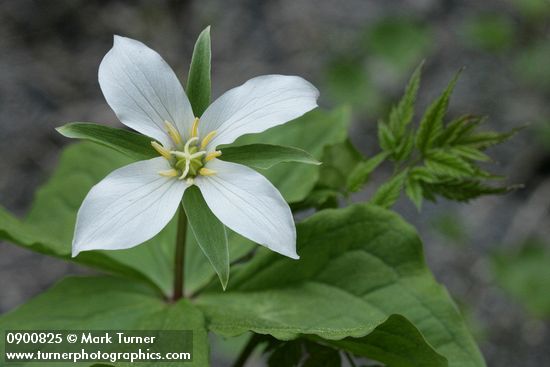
xmin=172 ymin=205 xmax=188 ymax=301
xmin=232 ymin=334 xmax=262 ymax=367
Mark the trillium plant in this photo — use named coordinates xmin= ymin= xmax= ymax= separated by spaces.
xmin=72 ymin=34 xmax=317 ymax=295
xmin=0 ymin=27 xmax=518 ymax=367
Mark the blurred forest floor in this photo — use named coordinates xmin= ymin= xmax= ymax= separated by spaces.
xmin=1 ymin=1 xmax=549 ymax=366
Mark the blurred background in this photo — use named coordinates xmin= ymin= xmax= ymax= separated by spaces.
xmin=0 ymin=0 xmax=549 ymax=366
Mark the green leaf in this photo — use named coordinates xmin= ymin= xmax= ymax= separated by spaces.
xmin=0 ymin=276 xmax=208 ymax=367
xmin=437 ymin=115 xmax=484 ymax=146
xmin=421 ymin=180 xmax=514 ymax=202
xmin=370 ymin=170 xmax=407 ymax=208
xmin=186 ymin=26 xmax=212 ymax=116
xmin=388 ymin=61 xmax=423 ymax=139
xmin=425 ymin=150 xmax=474 ymax=178
xmin=324 ymin=315 xmax=447 ymax=367
xmin=378 ymin=122 xmax=396 ymax=152
xmin=416 ymin=71 xmax=461 ymax=153
xmin=56 ymin=123 xmax=156 ymax=161
xmin=409 ymin=166 xmax=439 ymax=183
xmin=455 ymin=128 xmax=521 ymax=150
xmin=220 ymin=144 xmax=320 ymax=170
xmin=183 ymin=186 xmax=230 ymax=290
xmin=231 ymin=108 xmax=350 ymax=203
xmin=347 ymin=152 xmax=389 ymax=192
xmin=450 ymin=146 xmax=491 ymax=162
xmin=405 ymin=176 xmax=423 ymax=210
xmin=197 ymin=204 xmax=485 ymax=367
xmin=394 ymin=131 xmax=415 ymax=162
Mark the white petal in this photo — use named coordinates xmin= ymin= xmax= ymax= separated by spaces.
xmin=98 ymin=36 xmax=195 ymax=147
xmin=72 ymin=157 xmax=187 ymax=256
xmin=199 ymin=75 xmax=319 ymax=149
xmin=195 ymin=159 xmax=298 ymax=259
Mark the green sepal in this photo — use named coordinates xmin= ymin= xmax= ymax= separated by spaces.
xmin=183 ymin=185 xmax=230 ymax=290
xmin=220 ymin=143 xmax=321 ymax=170
xmin=56 ymin=122 xmax=157 ymax=161
xmin=186 ymin=26 xmax=212 ymax=116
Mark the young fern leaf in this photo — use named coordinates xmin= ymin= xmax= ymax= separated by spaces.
xmin=388 ymin=61 xmax=424 ymax=139
xmin=425 ymin=150 xmax=475 ymax=178
xmin=421 ymin=180 xmax=516 ymax=202
xmin=416 ymin=69 xmax=462 ymax=154
xmin=378 ymin=120 xmax=397 ymax=152
xmin=405 ymin=176 xmax=424 ymax=210
xmin=455 ymin=127 xmax=523 ymax=149
xmin=437 ymin=115 xmax=485 ymax=146
xmin=370 ymin=170 xmax=408 ymax=209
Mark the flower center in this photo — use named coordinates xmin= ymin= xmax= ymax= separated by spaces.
xmin=151 ymin=119 xmax=221 ymax=184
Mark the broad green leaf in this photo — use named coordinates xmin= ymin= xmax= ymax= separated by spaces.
xmin=197 ymin=204 xmax=486 ymax=367
xmin=186 ymin=26 xmax=211 ymax=116
xmin=0 ymin=276 xmax=208 ymax=367
xmin=388 ymin=61 xmax=423 ymax=138
xmin=323 ymin=315 xmax=447 ymax=367
xmin=230 ymin=108 xmax=350 ymax=203
xmin=369 ymin=170 xmax=407 ymax=208
xmin=183 ymin=186 xmax=230 ymax=290
xmin=220 ymin=144 xmax=320 ymax=170
xmin=416 ymin=71 xmax=461 ymax=153
xmin=347 ymin=152 xmax=389 ymax=192
xmin=56 ymin=122 xmax=156 ymax=161
xmin=492 ymin=242 xmax=550 ymax=318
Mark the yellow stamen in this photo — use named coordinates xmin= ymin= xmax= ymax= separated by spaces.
xmin=164 ymin=120 xmax=182 ymax=145
xmin=205 ymin=150 xmax=222 ymax=162
xmin=158 ymin=169 xmax=179 ymax=177
xmin=200 ymin=130 xmax=217 ymax=150
xmin=151 ymin=141 xmax=171 ymax=160
xmin=198 ymin=167 xmax=217 ymax=176
xmin=191 ymin=117 xmax=200 ymax=138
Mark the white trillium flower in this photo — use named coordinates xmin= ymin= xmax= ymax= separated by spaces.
xmin=72 ymin=36 xmax=319 ymax=260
